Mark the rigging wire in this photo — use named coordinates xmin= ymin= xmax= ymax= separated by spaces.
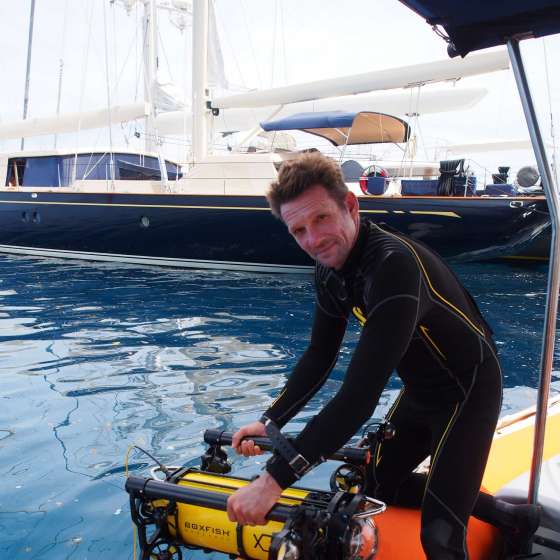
xmin=112 ymin=0 xmax=118 ymax=103
xmin=270 ymin=0 xmax=278 ymax=88
xmin=102 ymin=0 xmax=116 ymax=186
xmin=280 ymin=0 xmax=288 ymax=85
xmin=213 ymin=1 xmax=247 ymax=90
xmin=134 ymin=0 xmax=141 ymax=103
xmin=54 ymin=0 xmax=69 ymax=149
xmin=74 ymin=0 xmax=96 ymax=184
xmin=397 ymin=86 xmax=422 ymax=178
xmin=240 ymin=0 xmax=263 ymax=89
xmin=133 ymin=0 xmax=140 ymax=144
xmin=185 ymin=19 xmax=192 ymax=161
xmin=415 ymin=116 xmax=430 ymax=163
xmin=213 ymin=1 xmax=261 ymax=131
xmin=158 ymin=27 xmax=175 ymax=84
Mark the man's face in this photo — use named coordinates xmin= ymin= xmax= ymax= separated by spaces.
xmin=280 ymin=185 xmax=360 ymax=270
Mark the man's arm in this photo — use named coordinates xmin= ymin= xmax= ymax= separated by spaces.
xmin=227 ymin=298 xmax=348 ymax=525
xmin=266 ymin=250 xmax=422 ymax=488
xmin=263 ymin=301 xmax=348 ymax=428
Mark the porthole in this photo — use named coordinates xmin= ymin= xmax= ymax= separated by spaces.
xmin=32 ymin=211 xmax=40 ymax=224
xmin=21 ymin=211 xmax=30 ymax=223
xmin=140 ymin=216 xmax=150 ymax=228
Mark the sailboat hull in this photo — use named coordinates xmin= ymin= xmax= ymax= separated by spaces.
xmin=0 ymin=191 xmax=549 ymax=272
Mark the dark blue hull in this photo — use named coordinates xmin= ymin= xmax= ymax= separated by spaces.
xmin=0 ymin=191 xmax=550 ymax=272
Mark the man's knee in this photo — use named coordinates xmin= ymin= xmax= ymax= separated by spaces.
xmin=420 ymin=518 xmax=466 ymax=560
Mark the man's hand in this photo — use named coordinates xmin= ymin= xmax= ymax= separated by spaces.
xmin=227 ymin=472 xmax=282 ymax=525
xmin=231 ymin=421 xmax=267 ymax=457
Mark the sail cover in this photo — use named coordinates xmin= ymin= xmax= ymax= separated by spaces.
xmin=261 ymin=111 xmax=410 ymax=146
xmin=398 ymin=1 xmax=560 ymax=57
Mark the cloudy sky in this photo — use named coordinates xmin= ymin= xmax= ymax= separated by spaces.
xmin=1 ymin=0 xmax=559 ymax=179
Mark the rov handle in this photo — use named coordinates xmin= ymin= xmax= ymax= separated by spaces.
xmin=203 ymin=430 xmax=369 ymax=466
xmin=126 ymin=475 xmax=295 ymax=522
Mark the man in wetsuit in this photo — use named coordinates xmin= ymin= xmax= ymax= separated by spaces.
xmin=226 ymin=153 xmax=538 ymax=559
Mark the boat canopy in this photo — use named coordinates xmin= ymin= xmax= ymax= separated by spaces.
xmin=261 ymin=111 xmax=410 ymax=146
xmin=398 ymin=0 xmax=560 ymax=57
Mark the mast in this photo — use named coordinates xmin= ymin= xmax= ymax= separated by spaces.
xmin=21 ymin=0 xmax=36 ymax=151
xmin=508 ymin=38 xmax=559 ymax=509
xmin=143 ymin=0 xmax=168 ymax=186
xmin=54 ymin=59 xmax=64 ymax=149
xmin=192 ymin=0 xmax=209 ymax=162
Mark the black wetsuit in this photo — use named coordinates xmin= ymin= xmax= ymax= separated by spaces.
xmin=263 ymin=220 xmax=503 ymax=559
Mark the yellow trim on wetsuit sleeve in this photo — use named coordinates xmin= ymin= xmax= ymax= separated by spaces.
xmin=352 ymin=306 xmax=367 ymax=327
xmin=270 ymin=388 xmax=287 ymax=407
xmin=419 ymin=325 xmax=446 ymax=360
xmin=375 ymin=226 xmax=485 ymax=338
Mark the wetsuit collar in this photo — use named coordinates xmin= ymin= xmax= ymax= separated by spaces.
xmin=338 ymin=219 xmax=369 ymax=277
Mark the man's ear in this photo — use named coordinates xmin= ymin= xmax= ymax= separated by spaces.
xmin=346 ymin=191 xmax=359 ymax=220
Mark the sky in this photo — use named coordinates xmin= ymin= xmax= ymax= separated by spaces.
xmin=1 ymin=0 xmax=560 ymax=180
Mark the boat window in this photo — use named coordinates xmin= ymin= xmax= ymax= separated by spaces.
xmin=6 ymin=158 xmax=26 ymax=186
xmin=116 ymin=154 xmax=161 ymax=180
xmin=61 ymin=154 xmax=111 ymax=183
xmin=6 ymin=156 xmax=63 ymax=187
xmin=115 ymin=154 xmax=182 ymax=181
xmin=59 ymin=153 xmax=182 ymax=182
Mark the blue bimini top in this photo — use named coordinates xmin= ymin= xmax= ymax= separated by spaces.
xmin=261 ymin=111 xmax=410 ymax=146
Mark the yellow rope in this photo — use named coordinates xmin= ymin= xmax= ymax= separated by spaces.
xmin=124 ymin=445 xmax=137 ymax=560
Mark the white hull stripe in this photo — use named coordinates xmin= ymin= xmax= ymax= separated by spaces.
xmin=0 ymin=199 xmax=271 ymax=211
xmin=0 ymin=244 xmax=312 ymax=274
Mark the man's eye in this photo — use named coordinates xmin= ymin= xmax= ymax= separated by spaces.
xmin=318 ymin=214 xmax=328 ymax=221
xmin=293 ymin=228 xmax=304 ymax=236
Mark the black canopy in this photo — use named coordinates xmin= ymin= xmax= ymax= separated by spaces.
xmin=398 ymin=0 xmax=560 ymax=56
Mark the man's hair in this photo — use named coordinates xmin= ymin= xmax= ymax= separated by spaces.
xmin=267 ymin=152 xmax=349 ymax=218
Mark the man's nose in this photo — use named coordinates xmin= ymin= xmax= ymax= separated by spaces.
xmin=306 ymin=227 xmax=323 ymax=250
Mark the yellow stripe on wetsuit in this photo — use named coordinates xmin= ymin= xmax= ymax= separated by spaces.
xmin=376 ymin=226 xmax=485 ymax=338
xmin=419 ymin=325 xmax=446 ymax=360
xmin=352 ymin=306 xmax=367 ymax=326
xmin=424 ymin=402 xmax=460 ymax=494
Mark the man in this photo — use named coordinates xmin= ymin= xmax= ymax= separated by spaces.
xmin=226 ymin=153 xmax=538 ymax=559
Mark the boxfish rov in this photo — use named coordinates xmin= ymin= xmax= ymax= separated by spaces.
xmin=125 ymin=422 xmax=396 ymax=560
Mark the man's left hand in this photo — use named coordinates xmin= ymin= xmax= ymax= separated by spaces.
xmin=227 ymin=472 xmax=282 ymax=526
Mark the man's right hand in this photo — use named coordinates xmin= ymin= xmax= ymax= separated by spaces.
xmin=231 ymin=421 xmax=267 ymax=457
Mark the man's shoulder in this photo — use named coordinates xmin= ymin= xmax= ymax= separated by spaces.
xmin=359 ymin=222 xmax=418 ymax=274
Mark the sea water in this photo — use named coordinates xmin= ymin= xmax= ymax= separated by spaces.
xmin=0 ymin=255 xmax=558 ymax=559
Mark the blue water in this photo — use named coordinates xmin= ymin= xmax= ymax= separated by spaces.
xmin=0 ymin=256 xmax=558 ymax=559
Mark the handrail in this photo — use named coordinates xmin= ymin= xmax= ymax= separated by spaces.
xmin=507 ymin=38 xmax=560 ymax=507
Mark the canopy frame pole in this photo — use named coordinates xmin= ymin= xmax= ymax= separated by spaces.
xmin=231 ymin=105 xmax=284 ymax=153
xmin=507 ymin=38 xmax=559 ymax=507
